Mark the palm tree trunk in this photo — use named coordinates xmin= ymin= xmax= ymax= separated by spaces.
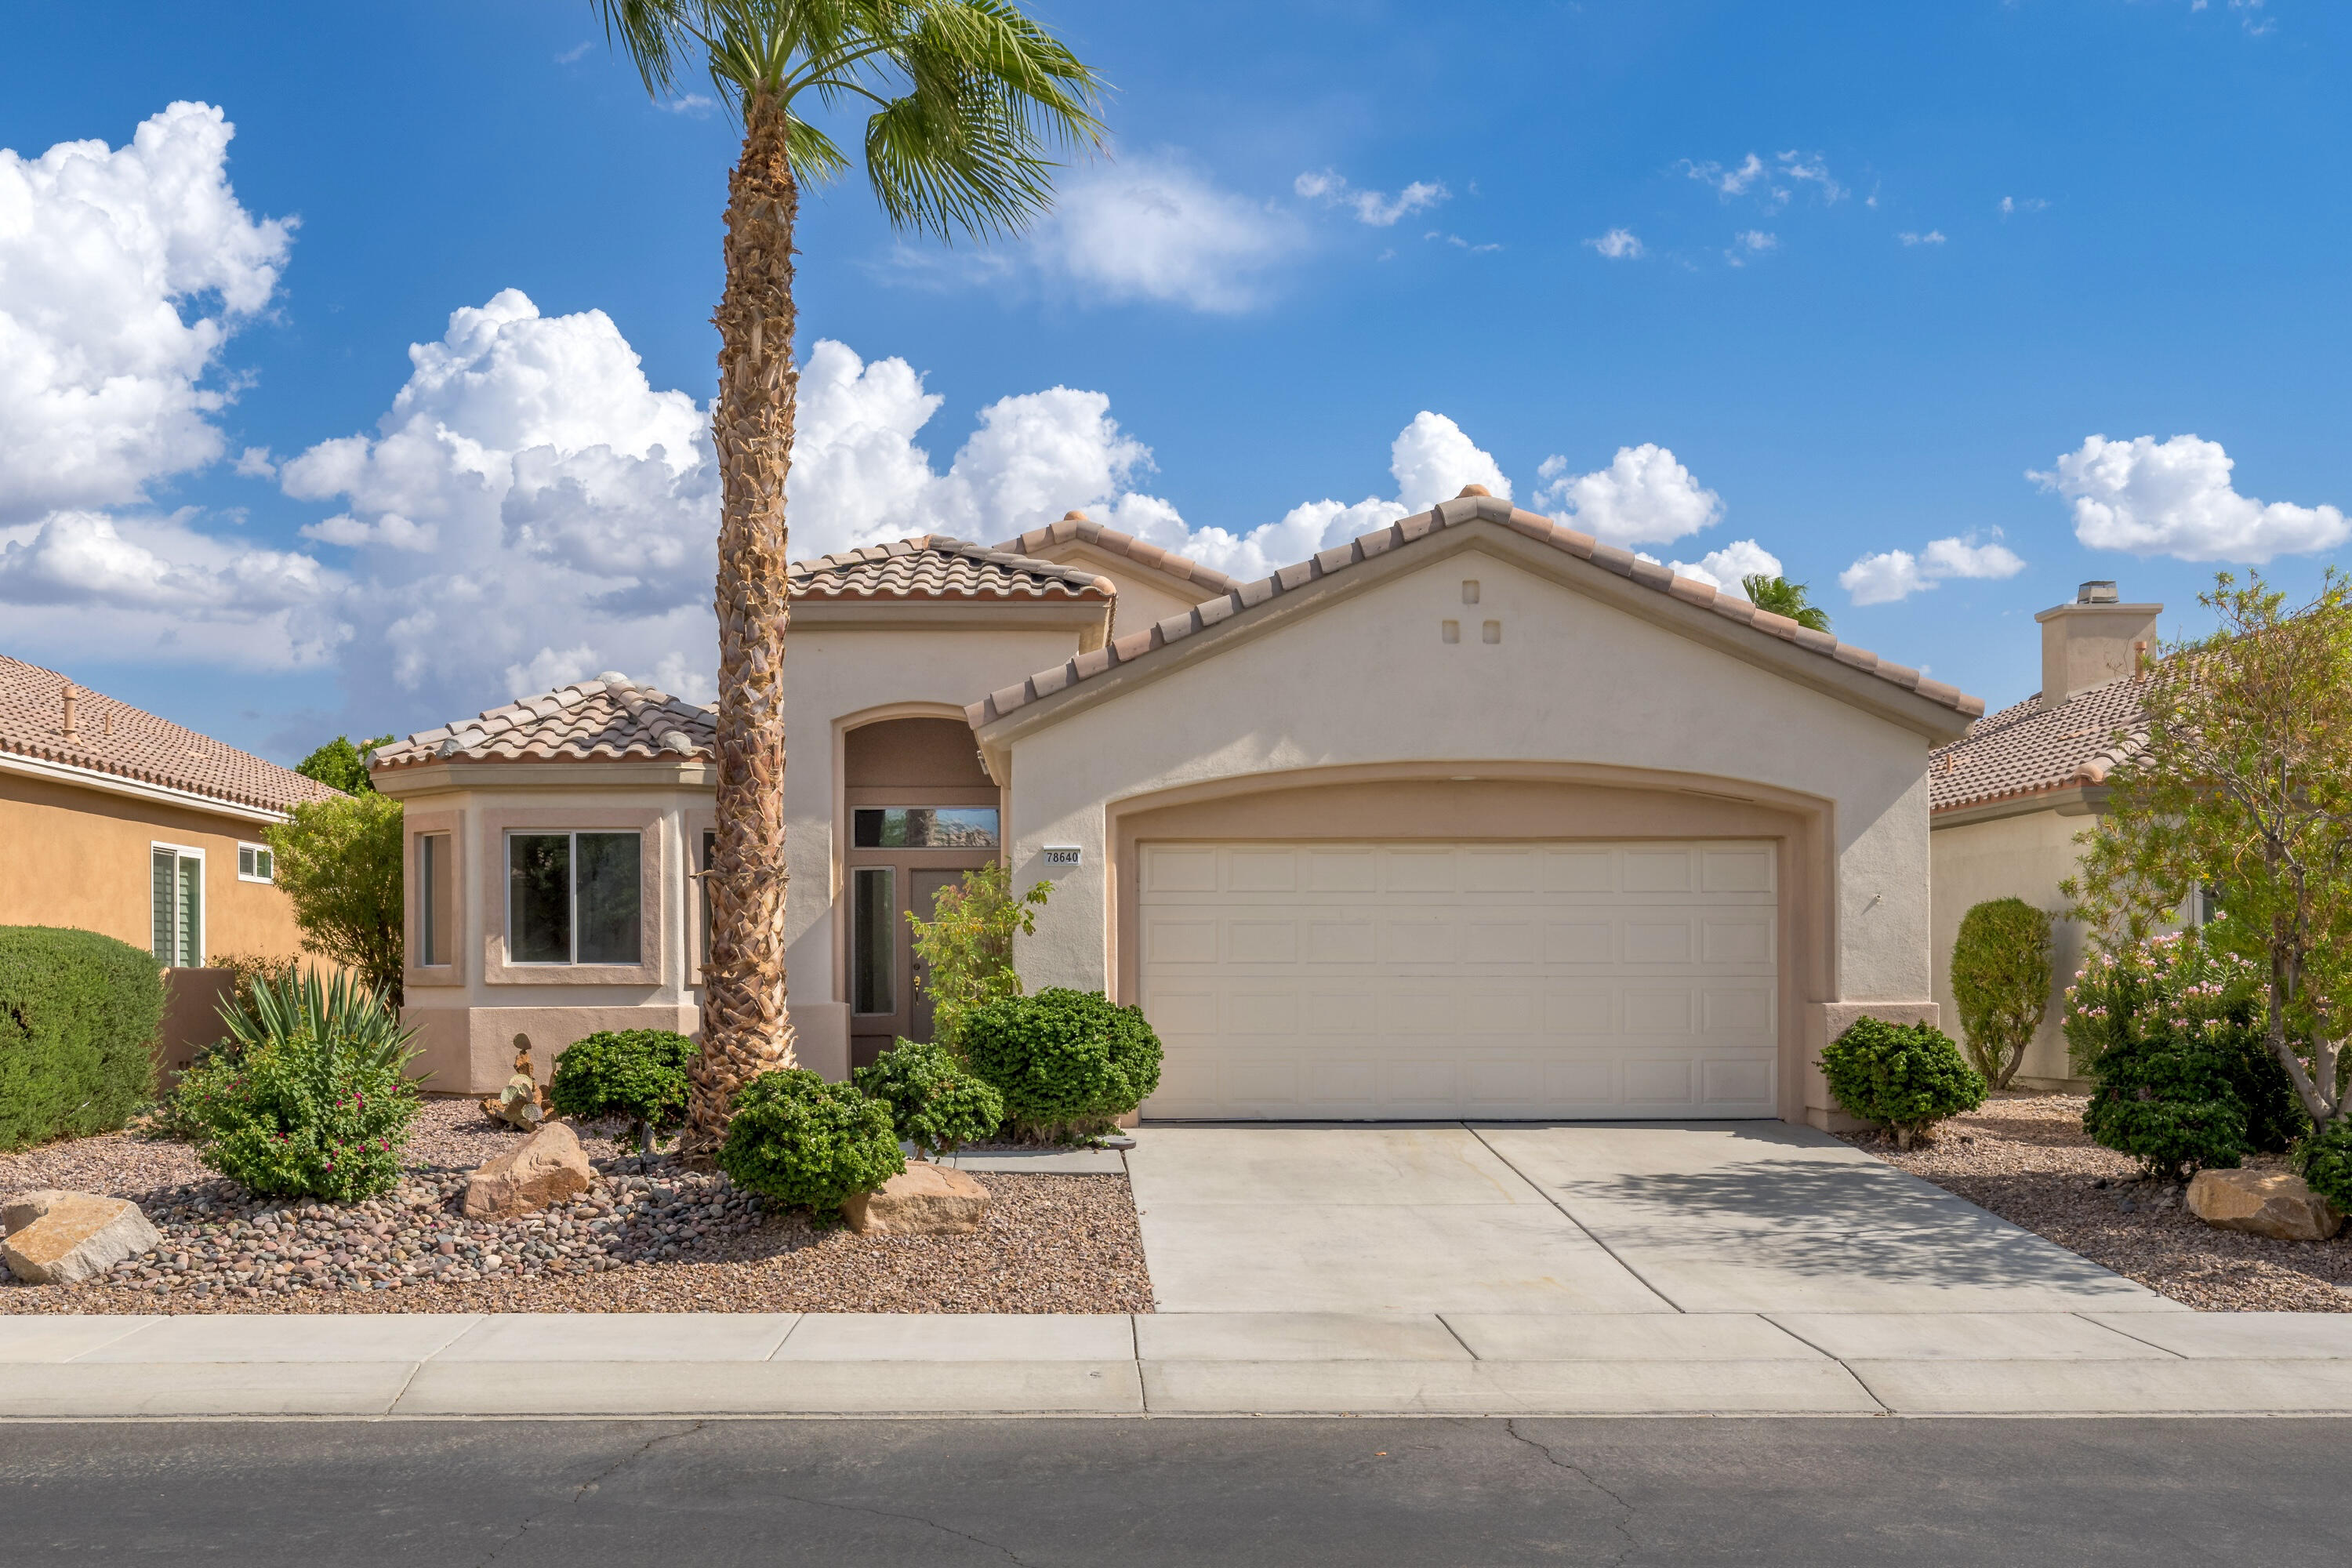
xmin=683 ymin=87 xmax=800 ymax=1162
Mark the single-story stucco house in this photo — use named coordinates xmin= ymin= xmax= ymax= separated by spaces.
xmin=1926 ymin=582 xmax=2162 ymax=1090
xmin=372 ymin=492 xmax=1983 ymax=1127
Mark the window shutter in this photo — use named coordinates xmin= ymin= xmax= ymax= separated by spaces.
xmin=152 ymin=848 xmax=176 ymax=963
xmin=177 ymin=855 xmax=201 ymax=967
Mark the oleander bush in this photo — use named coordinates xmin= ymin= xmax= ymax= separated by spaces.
xmin=2295 ymin=1120 xmax=2352 ymax=1213
xmin=853 ymin=1039 xmax=1004 ymax=1158
xmin=548 ymin=1029 xmax=694 ymax=1152
xmin=1819 ymin=1015 xmax=1987 ymax=1150
xmin=171 ymin=970 xmax=423 ymax=1200
xmin=1949 ymin=898 xmax=2053 ymax=1090
xmin=717 ymin=1068 xmax=906 ymax=1210
xmin=2081 ymin=1026 xmax=2250 ymax=1181
xmin=962 ymin=988 xmax=1163 ymax=1142
xmin=0 ymin=926 xmax=165 ymax=1150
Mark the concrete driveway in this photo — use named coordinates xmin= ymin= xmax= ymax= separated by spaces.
xmin=1125 ymin=1122 xmax=2173 ymax=1316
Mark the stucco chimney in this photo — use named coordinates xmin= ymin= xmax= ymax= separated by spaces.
xmin=2036 ymin=581 xmax=2161 ymax=705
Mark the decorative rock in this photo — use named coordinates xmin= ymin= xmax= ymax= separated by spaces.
xmin=2187 ymin=1168 xmax=2345 ymax=1242
xmin=841 ymin=1162 xmax=989 ymax=1236
xmin=463 ymin=1122 xmax=593 ymax=1220
xmin=3 ymin=1190 xmax=165 ymax=1285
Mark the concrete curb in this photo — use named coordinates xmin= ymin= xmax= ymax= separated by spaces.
xmin=8 ymin=1309 xmax=2352 ymax=1419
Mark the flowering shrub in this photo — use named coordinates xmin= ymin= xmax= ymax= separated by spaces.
xmin=2064 ymin=926 xmax=2307 ymax=1156
xmin=170 ymin=971 xmax=423 ymax=1201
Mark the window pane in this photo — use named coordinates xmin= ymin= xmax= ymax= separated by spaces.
xmin=177 ymin=856 xmax=201 ymax=967
xmin=575 ymin=832 xmax=642 ymax=964
xmin=852 ymin=807 xmax=998 ymax=849
xmin=852 ymin=867 xmax=895 ymax=1014
xmin=151 ymin=848 xmax=175 ymax=963
xmin=419 ymin=836 xmax=440 ymax=967
xmin=238 ymin=845 xmax=255 ymax=877
xmin=256 ymin=848 xmax=272 ymax=881
xmin=509 ymin=835 xmax=572 ymax=963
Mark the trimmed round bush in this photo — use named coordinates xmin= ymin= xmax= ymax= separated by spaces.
xmin=2296 ymin=1120 xmax=2352 ymax=1213
xmin=1949 ymin=898 xmax=2052 ymax=1090
xmin=549 ymin=1029 xmax=693 ymax=1152
xmin=852 ymin=1039 xmax=1004 ymax=1158
xmin=717 ymin=1068 xmax=905 ymax=1210
xmin=0 ymin=926 xmax=165 ymax=1151
xmin=2082 ymin=1029 xmax=2249 ymax=1181
xmin=962 ymin=988 xmax=1163 ymax=1141
xmin=1820 ymin=1016 xmax=1987 ymax=1149
xmin=172 ymin=971 xmax=423 ymax=1201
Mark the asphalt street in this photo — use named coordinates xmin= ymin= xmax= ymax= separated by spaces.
xmin=4 ymin=1416 xmax=2349 ymax=1566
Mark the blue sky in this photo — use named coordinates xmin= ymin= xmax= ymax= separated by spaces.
xmin=2 ymin=0 xmax=2347 ymax=762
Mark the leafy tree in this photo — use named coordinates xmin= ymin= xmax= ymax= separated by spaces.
xmin=295 ymin=734 xmax=393 ymax=795
xmin=263 ymin=794 xmax=405 ymax=1005
xmin=594 ymin=0 xmax=1105 ymax=1160
xmin=1741 ymin=574 xmax=1831 ymax=633
xmin=1948 ymin=898 xmax=2052 ymax=1088
xmin=906 ymin=864 xmax=1051 ymax=1050
xmin=2065 ymin=571 xmax=2352 ymax=1131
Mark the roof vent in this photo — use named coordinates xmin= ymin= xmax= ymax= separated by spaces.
xmin=2076 ymin=581 xmax=2119 ymax=604
xmin=59 ymin=681 xmax=78 ymax=742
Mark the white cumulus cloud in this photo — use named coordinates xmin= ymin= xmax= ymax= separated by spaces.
xmin=1037 ymin=154 xmax=1303 ymax=312
xmin=0 ymin=101 xmax=294 ymax=522
xmin=1586 ymin=228 xmax=1645 ymax=260
xmin=1536 ymin=445 xmax=1722 ymax=546
xmin=1294 ymin=169 xmax=1450 ymax=227
xmin=1838 ymin=534 xmax=2026 ymax=605
xmin=2032 ymin=434 xmax=2348 ymax=563
xmin=1661 ymin=539 xmax=1784 ymax=595
xmin=1898 ymin=230 xmax=1947 ymax=246
xmin=1680 ymin=151 xmax=1845 ymax=206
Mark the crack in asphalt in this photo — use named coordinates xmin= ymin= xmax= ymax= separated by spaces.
xmin=767 ymin=1489 xmax=1033 ymax=1566
xmin=1503 ymin=1419 xmax=1639 ymax=1566
xmin=474 ymin=1421 xmax=708 ymax=1566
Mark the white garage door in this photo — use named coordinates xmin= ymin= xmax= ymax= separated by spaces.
xmin=1137 ymin=840 xmax=1779 ymax=1120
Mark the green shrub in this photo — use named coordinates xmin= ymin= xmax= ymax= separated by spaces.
xmin=905 ymin=866 xmax=1051 ymax=1050
xmin=2295 ymin=1120 xmax=2352 ymax=1213
xmin=171 ymin=970 xmax=423 ymax=1200
xmin=853 ymin=1039 xmax=1004 ymax=1157
xmin=716 ymin=1068 xmax=905 ymax=1210
xmin=208 ymin=952 xmax=300 ymax=1040
xmin=1819 ymin=1016 xmax=1987 ymax=1149
xmin=2081 ymin=1029 xmax=2249 ymax=1181
xmin=1949 ymin=898 xmax=2052 ymax=1089
xmin=0 ymin=926 xmax=165 ymax=1150
xmin=548 ymin=1029 xmax=694 ymax=1152
xmin=263 ymin=792 xmax=404 ymax=1004
xmin=2065 ymin=929 xmax=2307 ymax=1156
xmin=962 ymin=988 xmax=1163 ymax=1141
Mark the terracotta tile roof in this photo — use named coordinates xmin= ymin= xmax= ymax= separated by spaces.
xmin=966 ymin=493 xmax=1984 ymax=729
xmin=0 ymin=653 xmax=342 ymax=815
xmin=372 ymin=674 xmax=717 ymax=770
xmin=994 ymin=512 xmax=1240 ymax=598
xmin=789 ymin=535 xmax=1113 ymax=602
xmin=1929 ymin=674 xmax=2149 ymax=813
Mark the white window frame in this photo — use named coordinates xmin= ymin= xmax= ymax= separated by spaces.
xmin=236 ymin=841 xmax=275 ymax=884
xmin=151 ymin=841 xmax=205 ymax=969
xmin=503 ymin=828 xmax=644 ymax=967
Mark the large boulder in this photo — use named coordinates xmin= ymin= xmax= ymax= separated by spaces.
xmin=2187 ymin=1168 xmax=2345 ymax=1242
xmin=463 ymin=1121 xmax=593 ymax=1220
xmin=841 ymin=1162 xmax=989 ymax=1236
xmin=3 ymin=1190 xmax=163 ymax=1285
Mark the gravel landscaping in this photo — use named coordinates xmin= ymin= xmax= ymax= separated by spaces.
xmin=0 ymin=1100 xmax=1151 ymax=1315
xmin=1846 ymin=1092 xmax=2352 ymax=1312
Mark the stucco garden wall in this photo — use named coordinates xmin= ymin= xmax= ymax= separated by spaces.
xmin=1929 ymin=807 xmax=2094 ymax=1090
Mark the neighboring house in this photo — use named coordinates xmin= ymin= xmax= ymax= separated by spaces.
xmin=374 ymin=497 xmax=1980 ymax=1130
xmin=0 ymin=654 xmax=341 ymax=1054
xmin=1927 ymin=583 xmax=2160 ymax=1089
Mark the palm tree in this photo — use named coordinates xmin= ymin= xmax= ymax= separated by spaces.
xmin=1741 ymin=573 xmax=1832 ymax=634
xmin=596 ymin=0 xmax=1105 ymax=1159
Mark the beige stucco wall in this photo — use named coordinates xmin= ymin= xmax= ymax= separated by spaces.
xmin=1022 ymin=540 xmax=1214 ymax=637
xmin=1929 ymin=805 xmax=2093 ymax=1089
xmin=780 ymin=622 xmax=1102 ymax=1071
xmin=990 ymin=540 xmax=1951 ymax=1123
xmin=377 ymin=762 xmax=712 ymax=1094
xmin=0 ymin=768 xmax=306 ymax=963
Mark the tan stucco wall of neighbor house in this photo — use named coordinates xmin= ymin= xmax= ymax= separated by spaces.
xmin=375 ymin=762 xmax=710 ymax=1095
xmin=1930 ymin=804 xmax=2095 ymax=1091
xmin=985 ymin=539 xmax=1955 ymax=1127
xmin=1018 ymin=540 xmax=1214 ymax=637
xmin=780 ymin=619 xmax=1105 ymax=1077
xmin=0 ymin=770 xmax=306 ymax=962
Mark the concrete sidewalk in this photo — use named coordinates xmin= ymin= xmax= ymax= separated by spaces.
xmin=10 ymin=1310 xmax=2352 ymax=1419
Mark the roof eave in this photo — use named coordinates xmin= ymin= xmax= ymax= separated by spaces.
xmin=0 ymin=746 xmax=299 ymax=823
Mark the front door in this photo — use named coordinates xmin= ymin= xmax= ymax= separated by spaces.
xmin=846 ymin=808 xmax=1000 ymax=1071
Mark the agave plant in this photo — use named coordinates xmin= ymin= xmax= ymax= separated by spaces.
xmin=217 ymin=968 xmax=419 ymax=1077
